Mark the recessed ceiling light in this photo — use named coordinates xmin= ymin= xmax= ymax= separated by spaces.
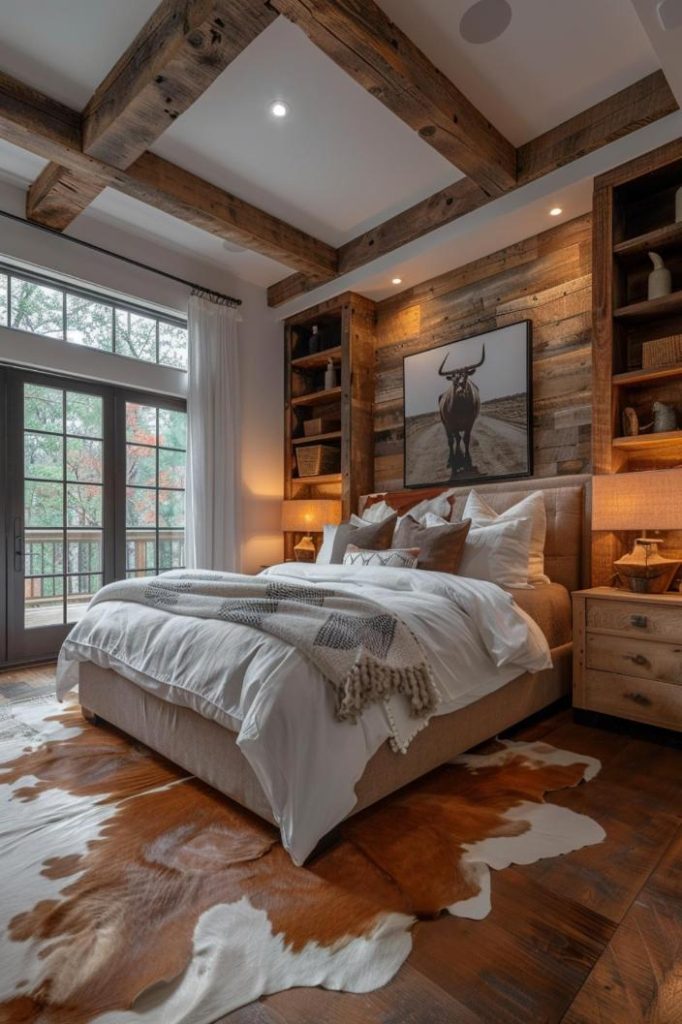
xmin=270 ymin=101 xmax=288 ymax=118
xmin=392 ymin=277 xmax=402 ymax=285
xmin=549 ymin=207 xmax=563 ymax=217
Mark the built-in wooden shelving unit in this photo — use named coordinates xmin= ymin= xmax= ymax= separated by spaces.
xmin=283 ymin=292 xmax=376 ymax=559
xmin=592 ymin=137 xmax=682 ymax=585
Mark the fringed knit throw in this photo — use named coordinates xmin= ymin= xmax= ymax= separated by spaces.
xmin=89 ymin=571 xmax=439 ymax=740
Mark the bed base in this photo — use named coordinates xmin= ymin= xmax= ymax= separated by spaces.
xmin=77 ymin=643 xmax=571 ymax=830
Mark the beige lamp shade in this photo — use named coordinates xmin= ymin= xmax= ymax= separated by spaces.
xmin=281 ymin=499 xmax=342 ymax=533
xmin=592 ymin=469 xmax=682 ymax=531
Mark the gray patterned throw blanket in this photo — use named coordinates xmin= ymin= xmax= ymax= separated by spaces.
xmin=90 ymin=571 xmax=439 ymax=726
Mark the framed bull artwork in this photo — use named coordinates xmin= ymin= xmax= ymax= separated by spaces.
xmin=402 ymin=320 xmax=533 ymax=488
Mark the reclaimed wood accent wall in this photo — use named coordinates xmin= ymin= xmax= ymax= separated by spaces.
xmin=373 ymin=214 xmax=593 ymax=491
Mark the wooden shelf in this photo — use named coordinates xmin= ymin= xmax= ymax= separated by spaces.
xmin=291 ymin=430 xmax=342 ymax=445
xmin=291 ymin=473 xmax=342 ymax=485
xmin=613 ymin=364 xmax=682 ymax=386
xmin=613 ymin=429 xmax=682 ymax=450
xmin=613 ymin=291 xmax=682 ymax=322
xmin=291 ymin=346 xmax=342 ymax=370
xmin=613 ymin=220 xmax=682 ymax=257
xmin=291 ymin=386 xmax=342 ymax=408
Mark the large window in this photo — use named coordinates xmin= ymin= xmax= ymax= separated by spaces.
xmin=0 ymin=264 xmax=188 ymax=370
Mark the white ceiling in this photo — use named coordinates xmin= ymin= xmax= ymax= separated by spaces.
xmin=0 ymin=1 xmax=674 ymax=300
xmin=629 ymin=0 xmax=682 ymax=108
xmin=380 ymin=0 xmax=660 ymax=145
xmin=151 ymin=15 xmax=460 ymax=247
xmin=0 ymin=0 xmax=159 ymax=109
xmin=82 ymin=189 xmax=291 ymax=288
xmin=0 ymin=139 xmax=47 ymax=189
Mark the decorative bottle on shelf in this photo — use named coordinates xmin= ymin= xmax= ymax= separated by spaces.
xmin=308 ymin=324 xmax=320 ymax=354
xmin=324 ymin=358 xmax=336 ymax=391
xmin=647 ymin=251 xmax=671 ymax=300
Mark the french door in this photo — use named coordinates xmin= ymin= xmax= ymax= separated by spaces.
xmin=1 ymin=367 xmax=186 ymax=665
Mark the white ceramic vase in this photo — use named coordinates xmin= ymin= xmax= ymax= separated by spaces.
xmin=324 ymin=358 xmax=336 ymax=390
xmin=648 ymin=251 xmax=671 ymax=300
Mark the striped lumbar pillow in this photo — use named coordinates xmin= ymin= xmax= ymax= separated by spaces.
xmin=343 ymin=545 xmax=420 ymax=568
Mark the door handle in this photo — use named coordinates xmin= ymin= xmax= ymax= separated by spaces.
xmin=13 ymin=517 xmax=23 ymax=573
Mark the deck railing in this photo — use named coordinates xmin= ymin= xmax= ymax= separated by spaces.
xmin=24 ymin=529 xmax=185 ymax=607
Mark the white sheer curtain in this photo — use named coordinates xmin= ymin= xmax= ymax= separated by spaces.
xmin=185 ymin=291 xmax=241 ymax=571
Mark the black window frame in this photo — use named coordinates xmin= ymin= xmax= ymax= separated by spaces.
xmin=0 ymin=261 xmax=188 ymax=370
xmin=0 ymin=365 xmax=187 ymax=667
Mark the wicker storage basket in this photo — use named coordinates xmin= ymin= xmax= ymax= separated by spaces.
xmin=642 ymin=335 xmax=682 ymax=369
xmin=303 ymin=416 xmax=341 ymax=437
xmin=296 ymin=444 xmax=340 ymax=477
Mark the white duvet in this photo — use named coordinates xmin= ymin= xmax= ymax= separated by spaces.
xmin=56 ymin=563 xmax=551 ymax=864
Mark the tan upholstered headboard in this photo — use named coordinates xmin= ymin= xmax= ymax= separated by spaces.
xmin=359 ymin=474 xmax=591 ymax=592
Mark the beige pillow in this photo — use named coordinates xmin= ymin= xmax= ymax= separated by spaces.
xmin=394 ymin=516 xmax=471 ymax=574
xmin=462 ymin=490 xmax=550 ymax=585
xmin=329 ymin=514 xmax=397 ymax=564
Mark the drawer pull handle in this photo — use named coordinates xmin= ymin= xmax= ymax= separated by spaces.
xmin=630 ymin=614 xmax=648 ymax=628
xmin=624 ymin=691 xmax=652 ymax=707
xmin=628 ymin=654 xmax=650 ymax=667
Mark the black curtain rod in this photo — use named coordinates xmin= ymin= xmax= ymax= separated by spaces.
xmin=0 ymin=206 xmax=242 ymax=307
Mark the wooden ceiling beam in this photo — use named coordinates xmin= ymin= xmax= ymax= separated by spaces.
xmin=115 ymin=152 xmax=338 ymax=278
xmin=0 ymin=70 xmax=337 ymax=279
xmin=517 ymin=70 xmax=677 ymax=185
xmin=271 ymin=0 xmax=517 ymax=197
xmin=267 ymin=71 xmax=678 ymax=307
xmin=27 ymin=0 xmax=277 ymax=230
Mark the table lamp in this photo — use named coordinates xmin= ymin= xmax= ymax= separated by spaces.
xmin=592 ymin=469 xmax=682 ymax=593
xmin=281 ymin=499 xmax=341 ymax=561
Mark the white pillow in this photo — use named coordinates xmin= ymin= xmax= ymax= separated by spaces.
xmin=458 ymin=516 xmax=534 ymax=589
xmin=462 ymin=490 xmax=550 ymax=586
xmin=316 ymin=523 xmax=337 ymax=564
xmin=343 ymin=545 xmax=420 ymax=568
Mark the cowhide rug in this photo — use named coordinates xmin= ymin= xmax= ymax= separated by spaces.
xmin=0 ymin=696 xmax=605 ymax=1024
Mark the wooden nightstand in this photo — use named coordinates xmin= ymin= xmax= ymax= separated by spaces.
xmin=573 ymin=587 xmax=682 ymax=731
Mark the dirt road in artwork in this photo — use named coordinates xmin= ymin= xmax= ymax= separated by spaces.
xmin=405 ymin=411 xmax=528 ymax=486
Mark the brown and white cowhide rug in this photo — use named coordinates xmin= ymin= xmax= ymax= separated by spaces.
xmin=0 ymin=697 xmax=605 ymax=1024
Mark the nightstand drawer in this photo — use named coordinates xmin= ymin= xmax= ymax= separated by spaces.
xmin=586 ymin=598 xmax=682 ymax=644
xmin=586 ymin=634 xmax=682 ymax=686
xmin=580 ymin=669 xmax=682 ymax=729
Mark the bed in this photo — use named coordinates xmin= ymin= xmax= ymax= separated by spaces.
xmin=57 ymin=474 xmax=589 ymax=864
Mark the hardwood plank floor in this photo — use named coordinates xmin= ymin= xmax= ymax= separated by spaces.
xmin=1 ymin=667 xmax=680 ymax=1023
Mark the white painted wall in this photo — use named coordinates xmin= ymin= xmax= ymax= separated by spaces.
xmin=0 ymin=180 xmax=283 ymax=572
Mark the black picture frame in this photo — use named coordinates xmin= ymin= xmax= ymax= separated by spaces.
xmin=402 ymin=319 xmax=533 ymax=489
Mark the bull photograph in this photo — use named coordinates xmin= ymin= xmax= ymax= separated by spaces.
xmin=403 ymin=320 xmax=532 ymax=488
